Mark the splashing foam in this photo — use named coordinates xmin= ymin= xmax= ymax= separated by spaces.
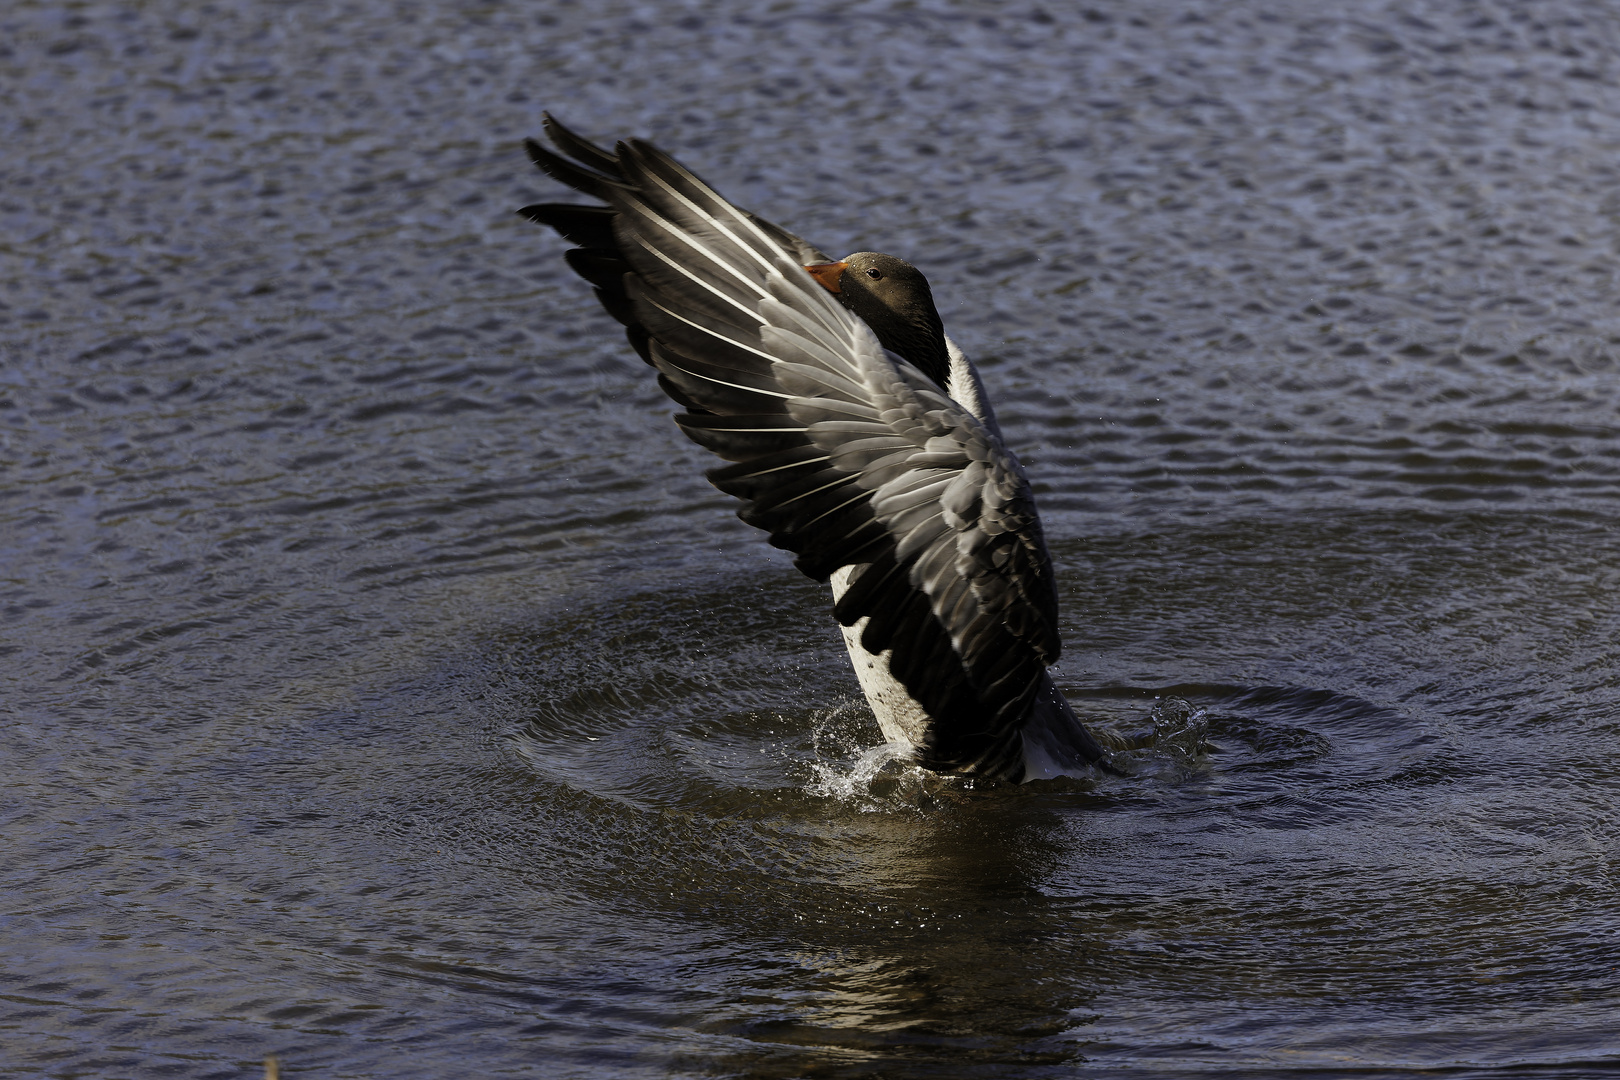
xmin=805 ymin=740 xmax=924 ymax=802
xmin=1151 ymin=695 xmax=1209 ymax=752
xmin=1109 ymin=695 xmax=1212 ymax=782
xmin=801 ymin=702 xmax=973 ymax=809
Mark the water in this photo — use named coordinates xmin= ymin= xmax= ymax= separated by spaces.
xmin=4 ymin=0 xmax=1620 ymax=1075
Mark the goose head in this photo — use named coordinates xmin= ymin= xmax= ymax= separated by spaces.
xmin=806 ymin=252 xmax=950 ymax=390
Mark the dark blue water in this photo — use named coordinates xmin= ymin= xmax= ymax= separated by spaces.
xmin=4 ymin=1 xmax=1620 ymax=1076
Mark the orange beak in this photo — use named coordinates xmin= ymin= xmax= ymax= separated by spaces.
xmin=804 ymin=261 xmax=848 ymax=294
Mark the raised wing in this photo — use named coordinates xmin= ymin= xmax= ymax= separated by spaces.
xmin=522 ymin=117 xmax=1061 ymax=777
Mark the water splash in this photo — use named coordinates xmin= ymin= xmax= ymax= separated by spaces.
xmin=1150 ymin=695 xmax=1210 ymax=758
xmin=801 ymin=703 xmax=975 ymax=810
xmin=1094 ymin=694 xmax=1215 ymax=783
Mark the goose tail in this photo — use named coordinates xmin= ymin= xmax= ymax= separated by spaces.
xmin=1019 ymin=674 xmax=1116 ymax=780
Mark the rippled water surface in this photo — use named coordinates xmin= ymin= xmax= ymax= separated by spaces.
xmin=5 ymin=1 xmax=1620 ymax=1076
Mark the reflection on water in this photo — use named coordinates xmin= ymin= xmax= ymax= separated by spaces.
xmin=485 ymin=567 xmax=1616 ymax=1075
xmin=6 ymin=0 xmax=1620 ymax=1076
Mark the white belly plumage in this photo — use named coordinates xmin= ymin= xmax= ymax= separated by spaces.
xmin=829 ymin=562 xmax=1106 ymax=781
xmin=828 ymin=564 xmax=933 ymax=750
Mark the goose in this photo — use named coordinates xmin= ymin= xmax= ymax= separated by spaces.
xmin=519 ymin=115 xmax=1110 ymax=781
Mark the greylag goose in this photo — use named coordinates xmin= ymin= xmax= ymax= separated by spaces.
xmin=519 ymin=115 xmax=1109 ymax=781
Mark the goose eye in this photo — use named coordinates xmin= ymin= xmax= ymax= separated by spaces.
xmin=865 ymin=268 xmax=883 ymax=280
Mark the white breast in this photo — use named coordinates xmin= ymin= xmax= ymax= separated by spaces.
xmin=828 ymin=564 xmax=933 ymax=751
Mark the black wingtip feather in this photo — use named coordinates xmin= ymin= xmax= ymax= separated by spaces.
xmin=656 ymin=374 xmax=706 ymax=411
xmin=517 ymin=203 xmax=618 ymax=248
xmin=594 ymin=286 xmax=637 ymax=329
xmin=626 ymin=326 xmax=654 ymax=366
xmin=565 ymin=248 xmax=631 ymax=292
xmin=541 ymin=113 xmax=625 ymax=177
xmin=525 ymin=137 xmax=631 ymax=201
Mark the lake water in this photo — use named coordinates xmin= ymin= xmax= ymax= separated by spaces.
xmin=4 ymin=0 xmax=1620 ymax=1076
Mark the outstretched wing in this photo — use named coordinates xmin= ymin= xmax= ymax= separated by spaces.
xmin=522 ymin=117 xmax=1061 ymax=777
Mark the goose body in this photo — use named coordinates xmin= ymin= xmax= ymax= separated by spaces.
xmin=520 ymin=116 xmax=1108 ymax=781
